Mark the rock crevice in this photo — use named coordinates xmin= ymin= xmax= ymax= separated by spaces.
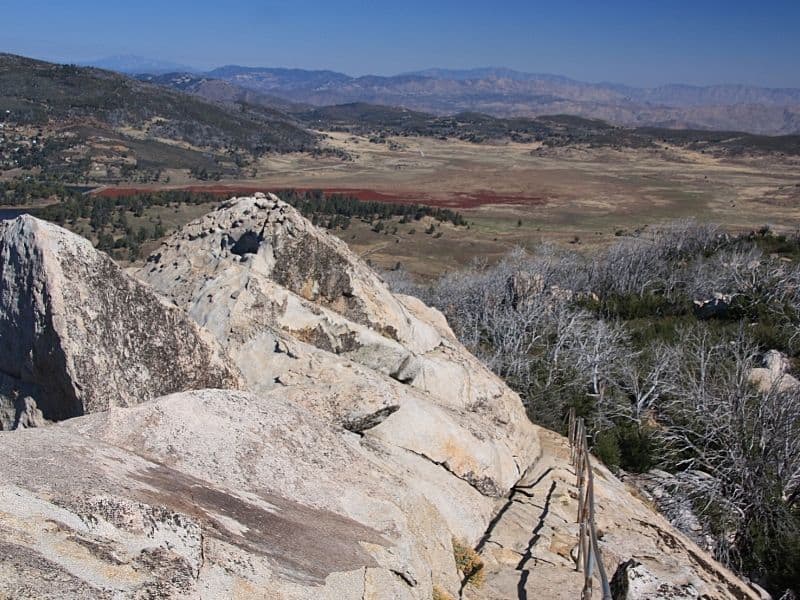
xmin=0 ymin=198 xmax=761 ymax=600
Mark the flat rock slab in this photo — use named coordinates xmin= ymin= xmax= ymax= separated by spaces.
xmin=471 ymin=429 xmax=760 ymax=600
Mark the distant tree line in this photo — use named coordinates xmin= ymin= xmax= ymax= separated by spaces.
xmin=26 ymin=187 xmax=465 ymax=261
xmin=37 ymin=190 xmax=221 ymax=227
xmin=0 ymin=178 xmax=83 ymax=206
xmin=276 ymin=189 xmax=466 ymax=227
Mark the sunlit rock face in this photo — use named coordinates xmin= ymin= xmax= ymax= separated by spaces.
xmin=0 ymin=199 xmax=759 ymax=599
xmin=0 ymin=215 xmax=241 ymax=429
xmin=135 ymin=193 xmax=539 ymax=498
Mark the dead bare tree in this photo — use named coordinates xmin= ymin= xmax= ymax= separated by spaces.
xmin=615 ymin=342 xmax=675 ymax=427
xmin=401 ymin=228 xmax=800 ymax=593
xmin=570 ymin=319 xmax=629 ymax=430
xmin=657 ymin=327 xmax=800 ymax=574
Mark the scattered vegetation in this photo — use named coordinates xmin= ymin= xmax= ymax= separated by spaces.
xmin=298 ymin=103 xmax=551 ymax=143
xmin=20 ymin=187 xmax=465 ymax=262
xmin=0 ymin=54 xmax=326 ymax=184
xmin=393 ymin=222 xmax=800 ymax=596
xmin=452 ymin=538 xmax=485 ymax=589
xmin=0 ymin=179 xmax=84 ymax=206
xmin=0 ymin=54 xmax=317 ymax=155
xmin=275 ymin=189 xmax=466 ymax=228
xmin=297 ymin=102 xmax=800 ymax=156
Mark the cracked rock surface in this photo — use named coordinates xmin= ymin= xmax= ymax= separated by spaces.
xmin=135 ymin=194 xmax=538 ymax=501
xmin=0 ymin=215 xmax=242 ymax=429
xmin=467 ymin=429 xmax=760 ymax=600
xmin=0 ymin=199 xmax=760 ymax=599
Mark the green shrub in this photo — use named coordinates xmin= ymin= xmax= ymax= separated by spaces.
xmin=593 ymin=425 xmax=657 ymax=473
xmin=615 ymin=424 xmax=657 ymax=473
xmin=593 ymin=430 xmax=621 ymax=469
xmin=598 ymin=292 xmax=687 ymax=320
xmin=739 ymin=505 xmax=800 ymax=596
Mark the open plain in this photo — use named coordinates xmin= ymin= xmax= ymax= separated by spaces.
xmin=98 ymin=130 xmax=800 ymax=278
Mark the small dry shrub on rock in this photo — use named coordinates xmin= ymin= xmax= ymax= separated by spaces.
xmin=452 ymin=538 xmax=485 ymax=588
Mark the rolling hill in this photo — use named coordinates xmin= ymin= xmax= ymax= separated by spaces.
xmin=130 ymin=70 xmax=800 ymax=157
xmin=0 ymin=54 xmax=320 ymax=181
xmin=2 ymin=52 xmax=798 ymax=189
xmin=136 ymin=72 xmax=309 ymax=114
xmin=0 ymin=54 xmax=316 ymax=153
xmin=294 ymin=102 xmax=800 ymax=156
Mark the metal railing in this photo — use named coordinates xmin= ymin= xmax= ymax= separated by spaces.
xmin=568 ymin=408 xmax=613 ymax=600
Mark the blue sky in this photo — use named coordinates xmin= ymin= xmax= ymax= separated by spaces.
xmin=3 ymin=0 xmax=799 ymax=87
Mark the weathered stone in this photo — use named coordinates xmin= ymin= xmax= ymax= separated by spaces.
xmin=0 ymin=390 xmax=459 ymax=599
xmin=137 ymin=194 xmax=441 ymax=352
xmin=135 ymin=195 xmax=538 ymax=501
xmin=611 ymin=559 xmax=700 ymax=599
xmin=626 ymin=469 xmax=717 ymax=552
xmin=0 ymin=216 xmax=242 ymax=428
xmin=692 ymin=292 xmax=733 ymax=319
xmin=749 ymin=349 xmax=800 ymax=393
xmin=471 ymin=428 xmax=759 ymax=600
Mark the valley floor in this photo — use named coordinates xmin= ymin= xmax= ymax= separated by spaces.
xmin=93 ymin=131 xmax=800 ymax=278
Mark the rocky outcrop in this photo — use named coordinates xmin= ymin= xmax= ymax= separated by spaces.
xmin=0 ymin=216 xmax=242 ymax=429
xmin=135 ymin=194 xmax=537 ymax=499
xmin=0 ymin=390 xmax=460 ymax=599
xmin=0 ymin=198 xmax=759 ymax=599
xmin=466 ymin=428 xmax=759 ymax=600
xmin=137 ymin=193 xmax=441 ymax=353
xmin=692 ymin=292 xmax=733 ymax=319
xmin=749 ymin=349 xmax=800 ymax=393
xmin=627 ymin=469 xmax=717 ymax=553
xmin=611 ymin=559 xmax=701 ymax=600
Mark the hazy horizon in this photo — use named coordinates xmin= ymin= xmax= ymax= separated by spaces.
xmin=4 ymin=51 xmax=800 ymax=92
xmin=4 ymin=0 xmax=799 ymax=89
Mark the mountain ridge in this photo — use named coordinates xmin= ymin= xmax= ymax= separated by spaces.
xmin=132 ymin=63 xmax=800 ymax=135
xmin=80 ymin=54 xmax=199 ymax=74
xmin=84 ymin=56 xmax=800 ymax=98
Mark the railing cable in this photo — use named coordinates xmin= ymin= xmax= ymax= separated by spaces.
xmin=568 ymin=408 xmax=613 ymax=600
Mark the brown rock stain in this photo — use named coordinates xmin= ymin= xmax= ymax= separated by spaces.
xmin=133 ymin=465 xmax=388 ymax=585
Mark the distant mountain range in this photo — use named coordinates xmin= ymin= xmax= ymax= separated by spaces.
xmin=1 ymin=53 xmax=798 ymax=185
xmin=132 ymin=72 xmax=800 ymax=158
xmin=81 ymin=55 xmax=199 ymax=75
xmin=196 ymin=65 xmax=800 ymax=135
xmin=88 ymin=58 xmax=800 ymax=135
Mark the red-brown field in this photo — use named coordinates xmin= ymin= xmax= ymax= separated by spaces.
xmin=89 ymin=131 xmax=800 ymax=277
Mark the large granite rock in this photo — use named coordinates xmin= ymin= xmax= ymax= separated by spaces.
xmin=137 ymin=193 xmax=441 ymax=353
xmin=135 ymin=194 xmax=538 ymax=500
xmin=0 ymin=215 xmax=242 ymax=429
xmin=611 ymin=559 xmax=701 ymax=600
xmin=0 ymin=390 xmax=459 ymax=599
xmin=0 ymin=199 xmax=760 ymax=599
xmin=749 ymin=349 xmax=800 ymax=393
xmin=469 ymin=429 xmax=761 ymax=600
